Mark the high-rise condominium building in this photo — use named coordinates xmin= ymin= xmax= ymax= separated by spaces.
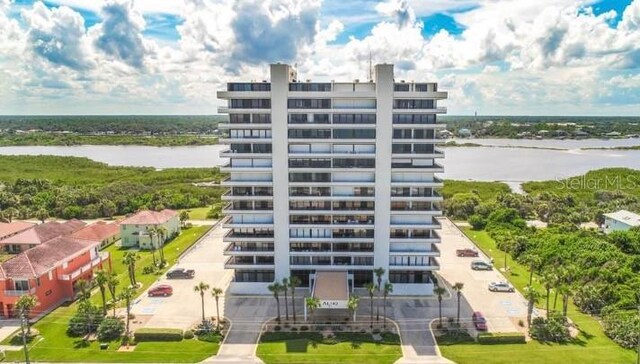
xmin=218 ymin=63 xmax=447 ymax=295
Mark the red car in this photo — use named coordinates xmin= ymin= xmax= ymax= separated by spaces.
xmin=472 ymin=311 xmax=488 ymax=331
xmin=456 ymin=248 xmax=479 ymax=257
xmin=148 ymin=284 xmax=173 ymax=297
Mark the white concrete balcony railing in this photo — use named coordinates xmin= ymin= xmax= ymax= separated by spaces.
xmin=392 ymin=107 xmax=447 ymax=113
xmin=4 ymin=287 xmax=37 ymax=296
xmin=57 ymin=253 xmax=110 ymax=281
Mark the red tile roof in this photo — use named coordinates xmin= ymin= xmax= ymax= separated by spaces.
xmin=0 ymin=221 xmax=35 ymax=240
xmin=120 ymin=209 xmax=178 ymax=225
xmin=0 ymin=236 xmax=100 ymax=279
xmin=0 ymin=220 xmax=86 ymax=246
xmin=71 ymin=221 xmax=120 ymax=242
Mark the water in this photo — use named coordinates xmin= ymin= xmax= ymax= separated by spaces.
xmin=1 ymin=139 xmax=640 ymax=182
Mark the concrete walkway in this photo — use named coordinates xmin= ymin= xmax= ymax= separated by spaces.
xmin=205 ymin=296 xmax=275 ymax=363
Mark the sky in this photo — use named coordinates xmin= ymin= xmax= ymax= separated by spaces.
xmin=0 ymin=0 xmax=639 ymax=115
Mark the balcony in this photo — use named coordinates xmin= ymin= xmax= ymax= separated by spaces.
xmin=4 ymin=287 xmax=37 ymax=296
xmin=58 ymin=253 xmax=110 ymax=281
xmin=390 ymin=244 xmax=440 ymax=256
xmin=225 ymin=256 xmax=274 ymax=269
xmin=225 ymin=243 xmax=274 ymax=255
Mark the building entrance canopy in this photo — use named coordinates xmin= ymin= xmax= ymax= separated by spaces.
xmin=312 ymin=271 xmax=349 ymax=309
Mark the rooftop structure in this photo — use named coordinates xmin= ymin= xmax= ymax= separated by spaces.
xmin=603 ymin=210 xmax=640 ymax=234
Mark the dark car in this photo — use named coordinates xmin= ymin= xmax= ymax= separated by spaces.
xmin=148 ymin=284 xmax=173 ymax=297
xmin=456 ymin=248 xmax=479 ymax=257
xmin=166 ymin=268 xmax=195 ymax=279
xmin=471 ymin=260 xmax=493 ymax=271
xmin=472 ymin=311 xmax=488 ymax=331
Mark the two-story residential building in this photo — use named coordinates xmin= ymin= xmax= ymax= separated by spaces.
xmin=119 ymin=210 xmax=180 ymax=249
xmin=0 ymin=236 xmax=110 ymax=318
xmin=0 ymin=220 xmax=86 ymax=254
xmin=71 ymin=221 xmax=121 ymax=248
xmin=603 ymin=210 xmax=640 ymax=234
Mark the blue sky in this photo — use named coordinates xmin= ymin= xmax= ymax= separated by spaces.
xmin=0 ymin=0 xmax=639 ymax=115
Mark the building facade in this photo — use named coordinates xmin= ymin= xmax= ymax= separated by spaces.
xmin=218 ymin=64 xmax=446 ymax=295
xmin=0 ymin=236 xmax=110 ymax=318
xmin=120 ymin=210 xmax=180 ymax=249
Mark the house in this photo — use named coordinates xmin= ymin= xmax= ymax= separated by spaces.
xmin=71 ymin=221 xmax=120 ymax=248
xmin=119 ymin=210 xmax=180 ymax=249
xmin=0 ymin=221 xmax=35 ymax=241
xmin=603 ymin=210 xmax=640 ymax=234
xmin=0 ymin=236 xmax=110 ymax=318
xmin=0 ymin=220 xmax=86 ymax=254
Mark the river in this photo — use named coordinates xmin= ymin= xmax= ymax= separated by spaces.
xmin=1 ymin=139 xmax=640 ymax=183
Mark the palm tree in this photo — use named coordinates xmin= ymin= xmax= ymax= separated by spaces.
xmin=122 ymin=252 xmax=140 ymax=287
xmin=107 ymin=272 xmax=119 ymax=317
xmin=94 ymin=270 xmax=109 ymax=316
xmin=75 ymin=279 xmax=91 ymax=302
xmin=146 ymin=227 xmax=158 ymax=266
xmin=524 ymin=285 xmax=541 ymax=327
xmin=525 ymin=254 xmax=541 ymax=286
xmin=289 ymin=276 xmax=301 ymax=323
xmin=382 ymin=281 xmax=393 ymax=329
xmin=179 ymin=210 xmax=190 ymax=227
xmin=373 ymin=268 xmax=385 ymax=322
xmin=119 ymin=286 xmax=136 ymax=338
xmin=157 ymin=226 xmax=168 ymax=264
xmin=434 ymin=285 xmax=446 ymax=327
xmin=211 ymin=287 xmax=223 ymax=329
xmin=347 ymin=295 xmax=360 ymax=322
xmin=194 ymin=281 xmax=210 ymax=323
xmin=540 ymin=271 xmax=554 ymax=317
xmin=365 ymin=282 xmax=376 ymax=327
xmin=281 ymin=278 xmax=290 ymax=321
xmin=268 ymin=282 xmax=283 ymax=322
xmin=305 ymin=297 xmax=321 ymax=322
xmin=15 ymin=294 xmax=39 ymax=335
xmin=452 ymin=282 xmax=464 ymax=326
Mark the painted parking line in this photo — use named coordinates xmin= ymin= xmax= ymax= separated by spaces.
xmin=500 ymin=300 xmax=512 ymax=306
xmin=141 ymin=307 xmax=156 ymax=314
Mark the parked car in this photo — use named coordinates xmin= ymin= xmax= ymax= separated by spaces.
xmin=471 ymin=260 xmax=493 ymax=270
xmin=488 ymin=281 xmax=515 ymax=292
xmin=166 ymin=268 xmax=195 ymax=279
xmin=456 ymin=248 xmax=479 ymax=257
xmin=472 ymin=311 xmax=488 ymax=331
xmin=148 ymin=284 xmax=173 ymax=297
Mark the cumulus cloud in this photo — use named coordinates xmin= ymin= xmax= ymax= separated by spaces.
xmin=375 ymin=0 xmax=416 ymax=28
xmin=93 ymin=0 xmax=146 ymax=69
xmin=22 ymin=2 xmax=94 ymax=70
xmin=231 ymin=0 xmax=321 ymax=64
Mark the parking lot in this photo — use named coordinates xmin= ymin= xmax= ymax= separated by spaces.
xmin=130 ymin=225 xmax=233 ymax=330
xmin=438 ymin=218 xmax=529 ymax=334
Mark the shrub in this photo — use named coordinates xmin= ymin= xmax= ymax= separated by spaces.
xmin=468 ymin=214 xmax=487 ymax=230
xmin=602 ymin=309 xmax=640 ymax=349
xmin=142 ymin=265 xmax=156 ymax=274
xmin=134 ymin=328 xmax=183 ymax=342
xmin=530 ymin=313 xmax=570 ymax=343
xmin=300 ymin=325 xmax=309 ymax=331
xmin=97 ymin=317 xmax=125 ymax=341
xmin=372 ymin=328 xmax=380 ymax=334
xmin=67 ymin=304 xmax=104 ymax=337
xmin=274 ymin=325 xmax=281 ymax=332
xmin=183 ymin=330 xmax=195 ymax=339
xmin=477 ymin=332 xmax=526 ymax=344
xmin=198 ymin=332 xmax=222 ymax=343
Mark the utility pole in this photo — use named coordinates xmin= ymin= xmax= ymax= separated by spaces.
xmin=20 ymin=309 xmax=30 ymax=364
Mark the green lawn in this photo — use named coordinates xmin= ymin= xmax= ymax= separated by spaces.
xmin=438 ymin=227 xmax=636 ymax=364
xmin=3 ymin=225 xmax=216 ymax=363
xmin=182 ymin=207 xmax=212 ymax=220
xmin=257 ymin=332 xmax=402 ymax=364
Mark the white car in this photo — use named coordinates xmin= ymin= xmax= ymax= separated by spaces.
xmin=488 ymin=281 xmax=514 ymax=292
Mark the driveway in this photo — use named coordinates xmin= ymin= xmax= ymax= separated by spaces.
xmin=131 ymin=225 xmax=233 ymax=330
xmin=437 ymin=218 xmax=529 ymax=333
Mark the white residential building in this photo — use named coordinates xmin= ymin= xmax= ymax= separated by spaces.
xmin=603 ymin=210 xmax=640 ymax=234
xmin=217 ymin=63 xmax=447 ymax=295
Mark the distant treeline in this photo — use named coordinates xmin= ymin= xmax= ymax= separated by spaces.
xmin=0 ymin=115 xmax=227 ymax=134
xmin=440 ymin=115 xmax=640 ymax=138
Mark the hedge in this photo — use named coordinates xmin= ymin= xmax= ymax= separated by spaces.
xmin=477 ymin=332 xmax=526 ymax=344
xmin=134 ymin=328 xmax=184 ymax=342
